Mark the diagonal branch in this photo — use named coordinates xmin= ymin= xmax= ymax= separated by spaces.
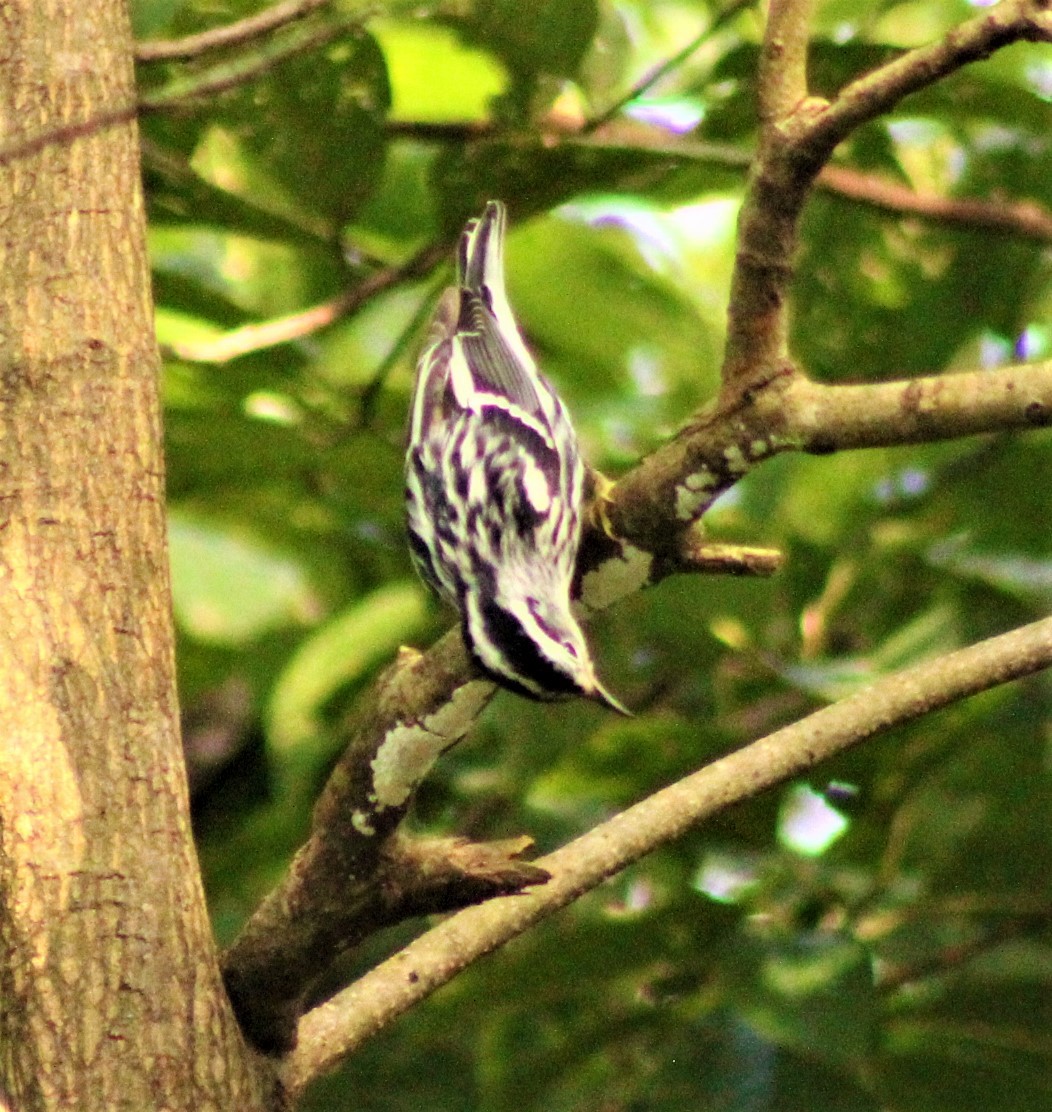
xmin=282 ymin=614 xmax=1052 ymax=1094
xmin=220 ymin=540 xmax=782 ymax=1051
xmin=584 ymin=0 xmax=753 ymax=133
xmin=135 ymin=0 xmax=334 ymax=62
xmin=221 ymin=355 xmax=1051 ymax=1052
xmin=214 ymin=3 xmax=1052 ymax=1063
xmin=801 ymin=0 xmax=1052 ymax=160
xmin=221 ymin=632 xmax=499 ymax=1054
xmin=137 ymin=12 xmax=358 ymax=111
xmin=165 ymin=242 xmax=449 ymax=364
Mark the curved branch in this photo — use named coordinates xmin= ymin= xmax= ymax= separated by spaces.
xmin=135 ymin=0 xmax=334 ymax=62
xmin=610 ymin=359 xmax=1052 ymax=547
xmin=802 ymin=0 xmax=1052 ymax=160
xmin=222 ymin=355 xmax=1051 ymax=1050
xmin=213 ymin=4 xmax=1052 ymax=1060
xmin=282 ymin=614 xmax=1052 ymax=1094
xmin=220 ymin=534 xmax=781 ymax=1052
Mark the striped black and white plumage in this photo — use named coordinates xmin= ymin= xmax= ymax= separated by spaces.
xmin=405 ymin=201 xmax=626 ymax=713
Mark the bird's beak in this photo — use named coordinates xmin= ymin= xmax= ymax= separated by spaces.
xmin=588 ymin=677 xmax=632 ymax=717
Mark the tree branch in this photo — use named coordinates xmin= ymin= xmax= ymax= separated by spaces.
xmin=164 ymin=242 xmax=449 ymax=364
xmin=146 ymin=86 xmax=1052 ymax=363
xmin=785 ymin=365 xmax=1052 ymax=450
xmin=220 ymin=530 xmax=781 ymax=1052
xmin=721 ymin=0 xmax=818 ymax=389
xmin=873 ymin=915 xmax=1043 ymax=993
xmin=137 ymin=13 xmax=356 ymax=112
xmin=576 ymin=129 xmax=1052 ymax=244
xmin=135 ymin=0 xmax=334 ymax=62
xmin=282 ymin=614 xmax=1052 ymax=1094
xmin=801 ymin=0 xmax=1052 ymax=160
xmin=213 ymin=2 xmax=1052 ymax=1064
xmin=221 ymin=632 xmax=505 ymax=1053
xmin=222 ymin=355 xmax=1050 ymax=1050
xmin=816 ymin=164 xmax=1052 ymax=243
xmin=609 ymin=359 xmax=1052 ymax=548
xmin=720 ymin=0 xmax=1051 ymax=393
xmin=0 ymin=103 xmax=139 ymax=167
xmin=143 ymin=137 xmax=332 ymax=248
xmin=757 ymin=0 xmax=816 ymax=122
xmin=376 ymin=122 xmax=1052 ymax=246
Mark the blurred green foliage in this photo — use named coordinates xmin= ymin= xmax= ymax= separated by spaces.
xmin=135 ymin=0 xmax=1051 ymax=1107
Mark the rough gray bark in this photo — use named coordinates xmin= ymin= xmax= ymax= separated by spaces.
xmin=0 ymin=2 xmax=275 ymax=1107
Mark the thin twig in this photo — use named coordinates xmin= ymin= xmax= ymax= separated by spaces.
xmin=135 ymin=0 xmax=334 ymax=62
xmin=875 ymin=917 xmax=1040 ymax=993
xmin=282 ymin=614 xmax=1052 ymax=1092
xmin=584 ymin=0 xmax=754 ymax=134
xmin=576 ymin=131 xmax=1052 ymax=244
xmin=164 ymin=241 xmax=449 ymax=364
xmin=358 ymin=279 xmax=446 ymax=428
xmin=138 ymin=15 xmax=357 ymax=111
xmin=374 ymin=122 xmax=1052 ymax=246
xmin=817 ymin=164 xmax=1052 ymax=243
xmin=0 ymin=103 xmax=138 ymax=167
xmin=142 ymin=137 xmax=333 ymax=247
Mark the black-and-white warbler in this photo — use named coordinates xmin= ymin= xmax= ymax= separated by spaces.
xmin=405 ymin=201 xmax=626 ymax=713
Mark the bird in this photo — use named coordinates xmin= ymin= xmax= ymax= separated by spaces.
xmin=405 ymin=200 xmax=627 ymax=713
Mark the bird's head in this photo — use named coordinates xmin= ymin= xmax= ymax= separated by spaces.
xmin=464 ymin=583 xmax=629 ymax=715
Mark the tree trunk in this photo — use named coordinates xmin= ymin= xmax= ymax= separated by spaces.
xmin=0 ymin=2 xmax=274 ymax=1107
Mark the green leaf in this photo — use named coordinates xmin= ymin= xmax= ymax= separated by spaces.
xmin=506 ymin=207 xmax=721 ymax=454
xmin=374 ymin=19 xmax=508 ymax=123
xmin=267 ymin=582 xmax=429 ymax=750
xmin=453 ymin=0 xmax=600 ymax=80
xmin=722 ymin=928 xmax=880 ymax=1068
xmin=219 ymin=33 xmax=391 ymax=227
xmin=169 ymin=509 xmax=320 ymax=643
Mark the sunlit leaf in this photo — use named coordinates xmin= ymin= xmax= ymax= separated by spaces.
xmin=169 ymin=509 xmax=320 ymax=643
xmin=267 ymin=582 xmax=429 ymax=750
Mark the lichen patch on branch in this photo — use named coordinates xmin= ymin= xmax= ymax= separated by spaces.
xmin=370 ymin=680 xmax=493 ymax=809
xmin=674 ymin=470 xmax=717 ymax=522
xmin=580 ymin=542 xmax=654 ymax=611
